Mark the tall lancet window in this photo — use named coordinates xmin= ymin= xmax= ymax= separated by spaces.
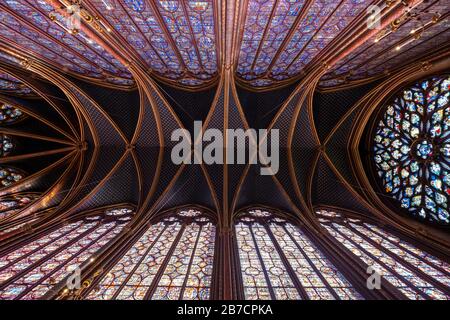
xmin=0 ymin=134 xmax=14 ymax=157
xmin=234 ymin=209 xmax=363 ymax=300
xmin=0 ymin=103 xmax=25 ymax=125
xmin=0 ymin=206 xmax=134 ymax=300
xmin=317 ymin=209 xmax=450 ymax=300
xmin=86 ymin=208 xmax=216 ymax=300
xmin=0 ymin=166 xmax=25 ymax=187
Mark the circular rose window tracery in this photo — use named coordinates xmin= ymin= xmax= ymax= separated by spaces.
xmin=373 ymin=75 xmax=450 ymax=225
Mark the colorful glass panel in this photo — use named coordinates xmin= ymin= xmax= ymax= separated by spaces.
xmin=0 ymin=166 xmax=24 ymax=187
xmin=0 ymin=103 xmax=25 ymax=125
xmin=235 ymin=209 xmax=362 ymax=300
xmin=237 ymin=0 xmax=372 ymax=87
xmin=0 ymin=193 xmax=40 ymax=220
xmin=0 ymin=73 xmax=33 ymax=95
xmin=86 ymin=209 xmax=216 ymax=300
xmin=317 ymin=209 xmax=450 ymax=300
xmin=321 ymin=1 xmax=449 ymax=87
xmin=0 ymin=207 xmax=134 ymax=300
xmin=0 ymin=0 xmax=132 ymax=85
xmin=373 ymin=75 xmax=450 ymax=224
xmin=0 ymin=134 xmax=14 ymax=157
xmin=87 ymin=0 xmax=218 ymax=86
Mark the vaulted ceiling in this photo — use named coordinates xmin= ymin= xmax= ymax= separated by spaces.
xmin=0 ymin=0 xmax=449 ymax=248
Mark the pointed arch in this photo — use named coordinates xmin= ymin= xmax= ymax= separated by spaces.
xmin=233 ymin=207 xmax=363 ymax=300
xmin=82 ymin=207 xmax=217 ymax=300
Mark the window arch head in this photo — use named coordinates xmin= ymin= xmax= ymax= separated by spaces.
xmin=0 ymin=166 xmax=25 ymax=188
xmin=372 ymin=74 xmax=450 ymax=225
xmin=1 ymin=134 xmax=14 ymax=157
xmin=234 ymin=208 xmax=363 ymax=300
xmin=0 ymin=72 xmax=33 ymax=95
xmin=0 ymin=192 xmax=40 ymax=220
xmin=85 ymin=207 xmax=216 ymax=300
xmin=317 ymin=208 xmax=450 ymax=300
xmin=0 ymin=205 xmax=135 ymax=300
xmin=0 ymin=103 xmax=25 ymax=125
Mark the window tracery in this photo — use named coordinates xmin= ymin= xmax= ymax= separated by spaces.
xmin=0 ymin=134 xmax=14 ymax=157
xmin=317 ymin=209 xmax=450 ymax=300
xmin=235 ymin=209 xmax=363 ymax=300
xmin=373 ymin=75 xmax=450 ymax=225
xmin=85 ymin=208 xmax=216 ymax=300
xmin=0 ymin=192 xmax=40 ymax=220
xmin=0 ymin=206 xmax=134 ymax=300
xmin=0 ymin=103 xmax=25 ymax=125
xmin=0 ymin=166 xmax=25 ymax=188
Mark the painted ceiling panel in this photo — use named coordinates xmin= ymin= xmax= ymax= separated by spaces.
xmin=321 ymin=0 xmax=449 ymax=87
xmin=236 ymin=0 xmax=374 ymax=88
xmin=0 ymin=0 xmax=133 ymax=86
xmin=86 ymin=0 xmax=218 ymax=86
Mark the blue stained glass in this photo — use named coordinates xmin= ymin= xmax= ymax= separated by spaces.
xmin=160 ymin=1 xmax=179 ymax=12
xmin=373 ymin=75 xmax=450 ymax=224
xmin=84 ymin=209 xmax=215 ymax=300
xmin=237 ymin=0 xmax=372 ymax=87
xmin=0 ymin=0 xmax=132 ymax=83
xmin=0 ymin=72 xmax=32 ymax=95
xmin=317 ymin=209 xmax=450 ymax=300
xmin=235 ymin=209 xmax=363 ymax=300
xmin=0 ymin=104 xmax=24 ymax=125
xmin=320 ymin=1 xmax=450 ymax=87
xmin=0 ymin=166 xmax=25 ymax=187
xmin=0 ymin=207 xmax=134 ymax=300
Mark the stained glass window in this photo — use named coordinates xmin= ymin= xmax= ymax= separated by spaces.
xmin=88 ymin=0 xmax=218 ymax=86
xmin=235 ymin=209 xmax=363 ymax=300
xmin=85 ymin=208 xmax=216 ymax=300
xmin=0 ymin=208 xmax=52 ymax=237
xmin=317 ymin=209 xmax=450 ymax=300
xmin=236 ymin=0 xmax=372 ymax=87
xmin=0 ymin=103 xmax=25 ymax=125
xmin=0 ymin=0 xmax=132 ymax=85
xmin=321 ymin=1 xmax=449 ymax=87
xmin=0 ymin=206 xmax=134 ymax=300
xmin=1 ymin=134 xmax=14 ymax=157
xmin=0 ymin=72 xmax=33 ymax=95
xmin=0 ymin=192 xmax=40 ymax=220
xmin=0 ymin=166 xmax=25 ymax=187
xmin=373 ymin=75 xmax=450 ymax=225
